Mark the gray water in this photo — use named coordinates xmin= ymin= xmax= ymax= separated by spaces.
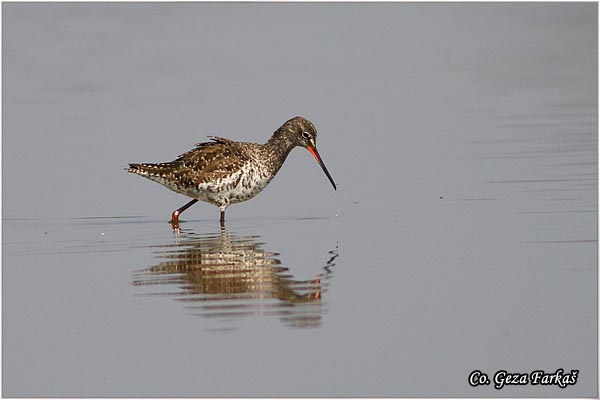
xmin=3 ymin=3 xmax=597 ymax=397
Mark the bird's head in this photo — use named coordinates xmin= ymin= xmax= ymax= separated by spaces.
xmin=279 ymin=116 xmax=336 ymax=191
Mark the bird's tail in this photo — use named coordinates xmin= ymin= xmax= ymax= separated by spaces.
xmin=126 ymin=162 xmax=178 ymax=183
xmin=127 ymin=162 xmax=196 ymax=198
xmin=127 ymin=162 xmax=176 ymax=172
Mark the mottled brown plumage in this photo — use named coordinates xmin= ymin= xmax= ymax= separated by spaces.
xmin=127 ymin=116 xmax=336 ymax=225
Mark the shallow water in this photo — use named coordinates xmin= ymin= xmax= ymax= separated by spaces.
xmin=132 ymin=225 xmax=339 ymax=331
xmin=3 ymin=3 xmax=597 ymax=397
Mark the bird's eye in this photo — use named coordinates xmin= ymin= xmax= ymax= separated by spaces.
xmin=301 ymin=131 xmax=311 ymax=139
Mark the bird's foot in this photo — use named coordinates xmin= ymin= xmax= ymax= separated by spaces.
xmin=170 ymin=211 xmax=181 ymax=232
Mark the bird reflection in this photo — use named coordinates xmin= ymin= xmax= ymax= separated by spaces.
xmin=132 ymin=226 xmax=338 ymax=330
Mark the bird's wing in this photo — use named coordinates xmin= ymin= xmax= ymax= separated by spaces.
xmin=176 ymin=136 xmax=237 ymax=158
xmin=172 ymin=139 xmax=251 ymax=186
xmin=206 ymin=136 xmax=237 ymax=145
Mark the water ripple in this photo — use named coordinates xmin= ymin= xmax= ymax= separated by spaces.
xmin=132 ymin=227 xmax=339 ymax=331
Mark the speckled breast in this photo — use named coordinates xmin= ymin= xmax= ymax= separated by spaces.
xmin=183 ymin=163 xmax=275 ymax=209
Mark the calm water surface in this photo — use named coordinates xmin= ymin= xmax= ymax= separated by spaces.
xmin=3 ymin=3 xmax=597 ymax=397
xmin=132 ymin=225 xmax=339 ymax=331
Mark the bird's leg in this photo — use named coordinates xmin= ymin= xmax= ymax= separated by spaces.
xmin=170 ymin=199 xmax=199 ymax=223
xmin=220 ymin=210 xmax=225 ymax=227
xmin=172 ymin=221 xmax=181 ymax=235
xmin=312 ymin=276 xmax=322 ymax=299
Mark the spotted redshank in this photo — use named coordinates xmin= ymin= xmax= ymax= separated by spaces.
xmin=127 ymin=116 xmax=336 ymax=225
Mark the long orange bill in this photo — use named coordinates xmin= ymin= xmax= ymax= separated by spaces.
xmin=308 ymin=146 xmax=337 ymax=190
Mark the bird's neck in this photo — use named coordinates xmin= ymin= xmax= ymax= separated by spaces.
xmin=263 ymin=130 xmax=296 ymax=171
